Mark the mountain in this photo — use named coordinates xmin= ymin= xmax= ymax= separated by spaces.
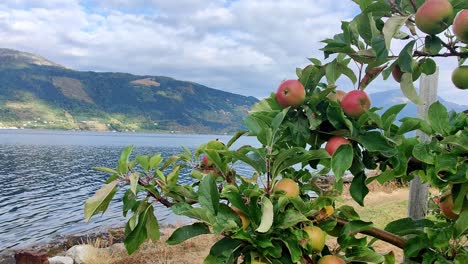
xmin=369 ymin=89 xmax=468 ymax=120
xmin=0 ymin=48 xmax=258 ymax=133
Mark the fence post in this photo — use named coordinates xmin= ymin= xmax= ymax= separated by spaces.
xmin=407 ymin=68 xmax=438 ymax=220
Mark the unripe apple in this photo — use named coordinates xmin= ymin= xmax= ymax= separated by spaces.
xmin=325 ymin=136 xmax=350 ymax=156
xmin=273 ymin=178 xmax=300 ymax=197
xmin=452 ymin=66 xmax=468 ymax=90
xmin=231 ymin=206 xmax=250 ymax=230
xmin=318 ymin=255 xmax=346 ymax=264
xmin=340 ymin=90 xmax=371 ymax=118
xmin=206 ymin=139 xmax=226 ymax=150
xmin=327 ymin=90 xmax=347 ymax=103
xmin=453 ymin=10 xmax=468 ymax=42
xmin=303 ymin=226 xmax=326 ymax=253
xmin=275 ymin=80 xmax=306 ymax=108
xmin=392 ymin=63 xmax=421 ymax=83
xmin=415 ymin=0 xmax=453 ymax=35
xmin=439 ymin=192 xmax=459 ymax=219
xmin=251 ymin=259 xmax=266 ymax=264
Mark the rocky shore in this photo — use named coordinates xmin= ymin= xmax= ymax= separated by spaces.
xmin=1 ymin=228 xmax=126 ymax=264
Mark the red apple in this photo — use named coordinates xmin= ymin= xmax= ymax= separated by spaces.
xmin=202 ymin=155 xmax=213 ymax=167
xmin=392 ymin=65 xmax=404 ymax=83
xmin=415 ymin=0 xmax=453 ymax=35
xmin=275 ymin=80 xmax=306 ymax=108
xmin=325 ymin=136 xmax=350 ymax=156
xmin=453 ymin=10 xmax=468 ymax=42
xmin=318 ymin=255 xmax=345 ymax=264
xmin=340 ymin=90 xmax=371 ymax=118
xmin=439 ymin=193 xmax=459 ymax=219
xmin=327 ymin=90 xmax=346 ymax=102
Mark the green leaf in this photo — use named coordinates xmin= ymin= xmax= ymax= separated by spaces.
xmin=383 ymin=16 xmax=409 ymax=50
xmin=166 ymin=222 xmax=211 ymax=245
xmin=332 ymin=144 xmax=353 ymax=180
xmin=222 ymin=189 xmax=249 ymax=215
xmin=343 ymin=220 xmax=373 ymax=234
xmin=136 ymin=155 xmax=149 ymax=171
xmin=271 ymin=148 xmax=329 ymax=178
xmin=124 ymin=203 xmax=153 ymax=254
xmin=226 ymin=130 xmax=248 ymax=148
xmin=167 ymin=165 xmax=181 ymax=186
xmin=358 ymin=131 xmax=397 ymax=157
xmin=371 ymin=35 xmax=388 ymax=60
xmin=325 ymin=60 xmax=340 ymax=85
xmin=346 ymin=246 xmax=385 ymax=263
xmin=400 ymin=73 xmax=423 ymax=105
xmin=404 ymin=235 xmax=431 ymax=257
xmin=129 ymin=172 xmax=139 ymax=195
xmin=272 ymin=107 xmax=289 ymax=130
xmin=337 ymin=62 xmax=358 ymax=84
xmin=385 ymin=217 xmax=434 ymax=236
xmin=428 ymin=101 xmax=449 ymax=135
xmin=356 ymin=12 xmax=379 ymax=45
xmin=426 ymin=226 xmax=453 ymax=249
xmin=454 ymin=209 xmax=468 ymax=237
xmin=282 ymin=236 xmax=302 ymax=263
xmin=277 ymin=209 xmax=309 ymax=229
xmin=412 ymin=143 xmax=435 ymax=164
xmin=228 ymin=149 xmax=266 ymax=174
xmin=199 ymin=175 xmax=220 ymax=215
xmin=146 ymin=206 xmax=160 ymax=241
xmin=424 ymin=35 xmax=442 ymax=54
xmin=451 ymin=0 xmax=468 ymax=10
xmin=149 ymin=154 xmax=163 ymax=169
xmin=350 ymin=172 xmax=369 ymax=206
xmin=117 ymin=146 xmax=134 ymax=174
xmin=205 ymin=237 xmax=243 ymax=264
xmin=256 ymin=197 xmax=274 ymax=233
xmin=338 ymin=205 xmax=361 ymax=220
xmin=84 ymin=180 xmax=119 ymax=222
xmin=93 ymin=166 xmax=118 ymax=175
xmin=382 ymin=104 xmax=406 ymax=129
xmin=398 ymin=40 xmax=416 ymax=72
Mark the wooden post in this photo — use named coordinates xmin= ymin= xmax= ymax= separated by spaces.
xmin=407 ymin=68 xmax=438 ymax=219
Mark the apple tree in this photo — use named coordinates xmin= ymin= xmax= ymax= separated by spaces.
xmin=85 ymin=0 xmax=468 ymax=263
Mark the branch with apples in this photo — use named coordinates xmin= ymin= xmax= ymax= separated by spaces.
xmin=84 ymin=1 xmax=467 ymax=263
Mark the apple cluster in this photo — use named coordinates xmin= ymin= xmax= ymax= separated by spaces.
xmin=414 ymin=0 xmax=468 ymax=90
xmin=275 ymin=80 xmax=371 ymax=156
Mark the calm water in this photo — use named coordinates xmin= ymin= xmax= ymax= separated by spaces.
xmin=0 ymin=129 xmax=257 ymax=252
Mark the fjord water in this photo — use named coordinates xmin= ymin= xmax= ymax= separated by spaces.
xmin=0 ymin=129 xmax=257 ymax=251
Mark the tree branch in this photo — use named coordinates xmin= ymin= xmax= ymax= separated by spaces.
xmin=414 ymin=50 xmax=468 ymax=58
xmin=335 ymin=218 xmax=407 ymax=249
xmin=410 ymin=0 xmax=417 ymax=12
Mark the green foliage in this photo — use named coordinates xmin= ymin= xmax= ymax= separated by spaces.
xmin=84 ymin=0 xmax=468 ymax=263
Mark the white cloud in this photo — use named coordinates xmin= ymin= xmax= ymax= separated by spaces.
xmin=0 ymin=0 xmax=466 ymax=105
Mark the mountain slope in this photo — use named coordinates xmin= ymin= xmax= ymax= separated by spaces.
xmin=369 ymin=89 xmax=468 ymax=119
xmin=0 ymin=48 xmax=258 ymax=133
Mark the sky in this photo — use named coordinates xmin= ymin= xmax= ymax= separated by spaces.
xmin=0 ymin=0 xmax=466 ymax=105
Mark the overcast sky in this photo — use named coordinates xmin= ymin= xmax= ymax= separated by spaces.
xmin=0 ymin=0 xmax=466 ymax=105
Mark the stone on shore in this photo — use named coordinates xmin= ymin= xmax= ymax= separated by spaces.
xmin=48 ymin=256 xmax=74 ymax=264
xmin=15 ymin=251 xmax=49 ymax=264
xmin=65 ymin=245 xmax=99 ymax=264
